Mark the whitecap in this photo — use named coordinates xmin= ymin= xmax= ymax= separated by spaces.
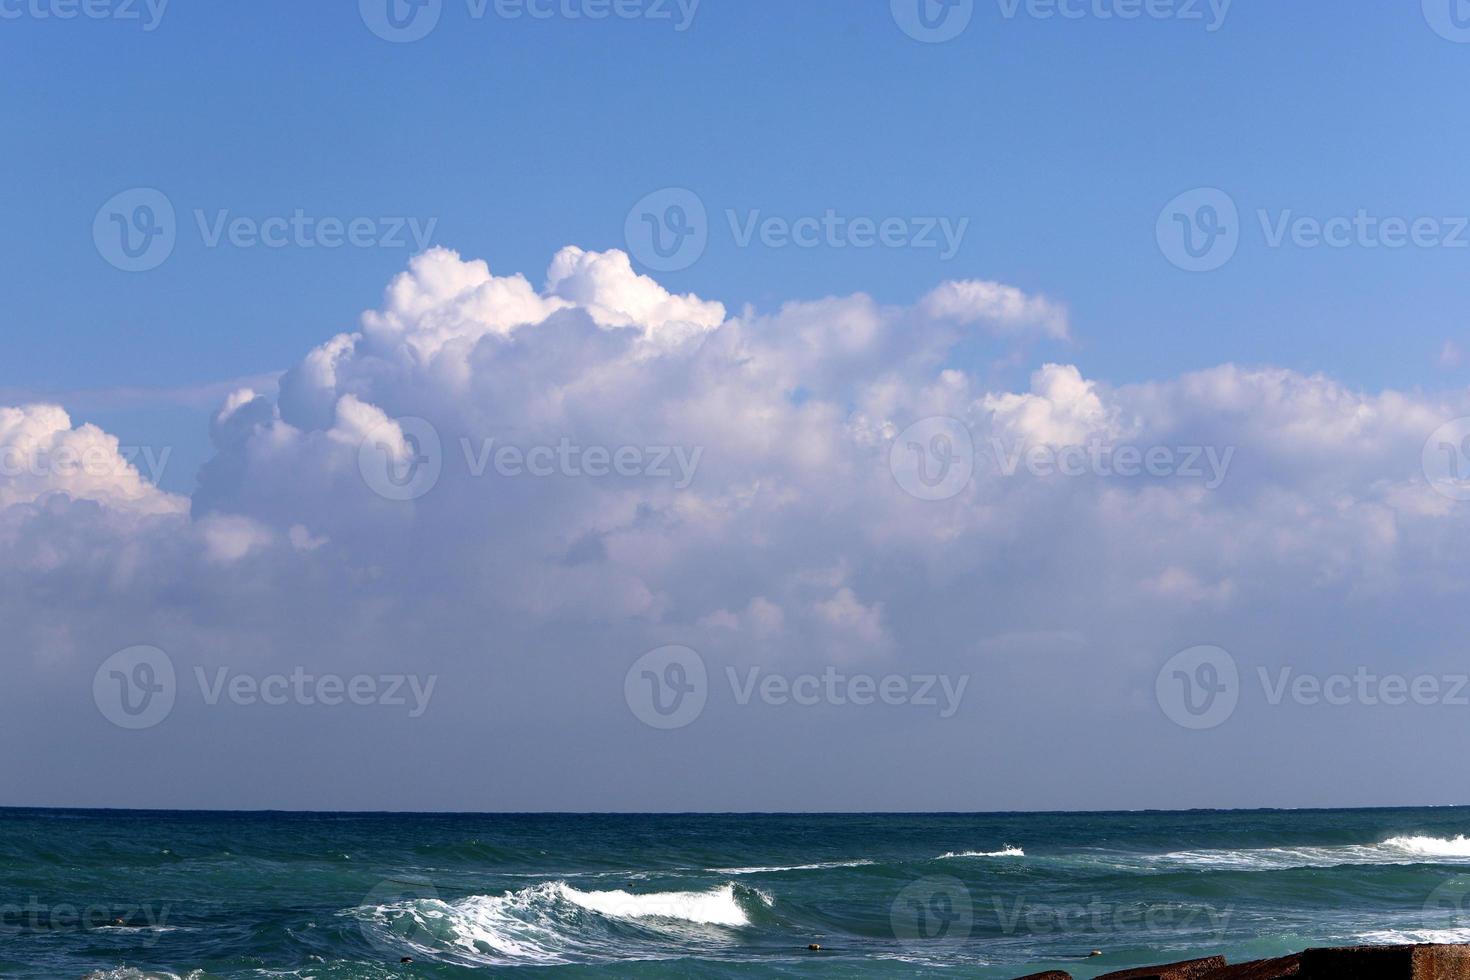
xmin=937 ymin=846 xmax=1025 ymax=859
xmin=1147 ymin=834 xmax=1470 ymax=871
xmin=715 ymin=859 xmax=877 ymax=874
xmin=558 ymin=882 xmax=759 ymax=926
xmin=346 ymin=879 xmax=765 ymax=967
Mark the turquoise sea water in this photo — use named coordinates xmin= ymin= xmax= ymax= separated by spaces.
xmin=7 ymin=807 xmax=1470 ymax=978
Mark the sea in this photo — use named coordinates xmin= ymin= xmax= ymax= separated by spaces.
xmin=6 ymin=807 xmax=1470 ymax=978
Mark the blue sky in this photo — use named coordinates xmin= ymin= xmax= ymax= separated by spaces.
xmin=5 ymin=2 xmax=1470 ymax=810
xmin=8 ymin=2 xmax=1469 ymax=399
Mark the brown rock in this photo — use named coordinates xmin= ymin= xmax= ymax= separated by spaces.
xmin=1097 ymin=956 xmax=1228 ymax=980
xmin=1202 ymin=954 xmax=1302 ymax=979
xmin=1008 ymin=973 xmax=1073 ymax=980
xmin=1299 ymin=944 xmax=1470 ymax=978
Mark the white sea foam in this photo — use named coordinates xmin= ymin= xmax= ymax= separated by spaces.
xmin=557 ymin=882 xmax=758 ymax=926
xmin=1149 ymin=834 xmax=1470 ymax=871
xmin=1356 ymin=928 xmax=1470 ymax=945
xmin=1381 ymin=835 xmax=1470 ymax=858
xmin=715 ymin=859 xmax=877 ymax=874
xmin=350 ymin=880 xmax=766 ymax=967
xmin=937 ymin=846 xmax=1025 ymax=859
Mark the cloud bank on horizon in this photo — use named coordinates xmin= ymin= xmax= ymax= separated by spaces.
xmin=3 ymin=245 xmax=1469 ymax=812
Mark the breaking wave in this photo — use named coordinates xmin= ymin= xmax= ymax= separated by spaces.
xmin=1146 ymin=834 xmax=1470 ymax=871
xmin=937 ymin=846 xmax=1025 ymax=859
xmin=714 ymin=859 xmax=877 ymax=874
xmin=348 ymin=881 xmax=772 ymax=966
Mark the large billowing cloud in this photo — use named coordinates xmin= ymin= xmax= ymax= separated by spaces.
xmin=4 ymin=246 xmax=1469 ymax=811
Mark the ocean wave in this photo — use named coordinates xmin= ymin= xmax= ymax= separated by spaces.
xmin=714 ymin=859 xmax=877 ymax=874
xmin=348 ymin=880 xmax=770 ymax=966
xmin=1356 ymin=928 xmax=1470 ymax=945
xmin=937 ymin=846 xmax=1025 ymax=859
xmin=557 ymin=882 xmax=764 ymax=926
xmin=1381 ymin=835 xmax=1470 ymax=858
xmin=1147 ymin=834 xmax=1470 ymax=871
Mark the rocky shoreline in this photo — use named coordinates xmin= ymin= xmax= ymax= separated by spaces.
xmin=1010 ymin=943 xmax=1470 ymax=978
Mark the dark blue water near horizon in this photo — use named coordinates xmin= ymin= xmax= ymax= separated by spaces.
xmin=7 ymin=805 xmax=1470 ymax=978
